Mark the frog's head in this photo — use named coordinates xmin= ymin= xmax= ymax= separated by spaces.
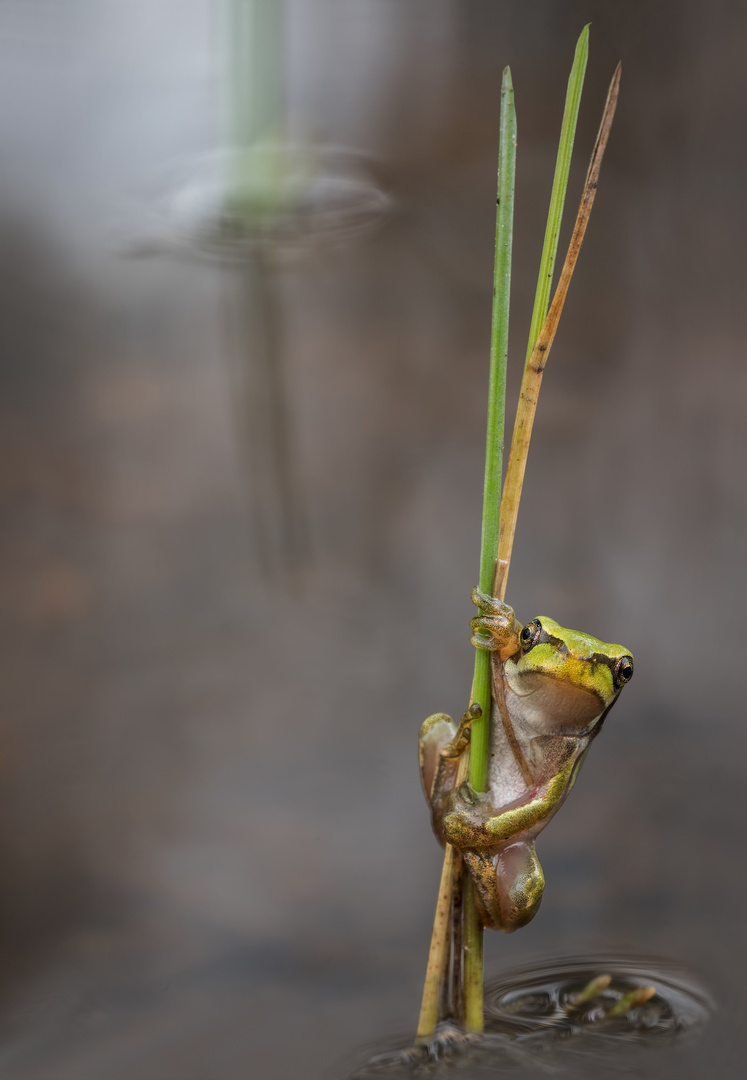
xmin=503 ymin=616 xmax=633 ymax=736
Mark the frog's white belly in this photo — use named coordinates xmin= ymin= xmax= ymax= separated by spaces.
xmin=487 ymin=699 xmax=530 ymax=810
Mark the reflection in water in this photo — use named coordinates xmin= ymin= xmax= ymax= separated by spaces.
xmin=138 ymin=147 xmax=392 ymax=264
xmin=349 ymin=956 xmax=712 ymax=1077
xmin=224 ymin=254 xmax=305 ymax=575
xmin=116 ymin=0 xmax=392 ymax=575
xmin=122 ymin=145 xmax=391 ymax=575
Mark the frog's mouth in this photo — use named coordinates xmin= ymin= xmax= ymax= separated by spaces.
xmin=503 ymin=667 xmax=605 ymax=733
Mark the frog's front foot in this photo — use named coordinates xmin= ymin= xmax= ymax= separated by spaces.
xmin=440 ymin=702 xmax=482 ymax=760
xmin=469 ymin=587 xmax=521 ymax=658
xmin=419 ymin=705 xmax=483 ymax=845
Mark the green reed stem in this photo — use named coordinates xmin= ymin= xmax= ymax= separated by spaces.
xmin=523 ymin=25 xmax=588 ymax=370
xmin=462 ymin=877 xmax=485 ymax=1032
xmin=463 ymin=66 xmax=516 ymax=1037
xmin=223 ymin=0 xmax=286 ymax=215
xmin=469 ymin=67 xmax=516 ymax=795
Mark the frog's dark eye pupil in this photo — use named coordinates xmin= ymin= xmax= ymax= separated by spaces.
xmin=615 ymin=656 xmax=634 ymax=687
xmin=521 ymin=621 xmax=541 ymax=650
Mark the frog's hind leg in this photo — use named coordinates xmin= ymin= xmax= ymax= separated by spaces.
xmin=499 ymin=841 xmax=545 ymax=930
xmin=463 ymin=841 xmax=544 ymax=932
xmin=420 ymin=705 xmax=481 ymax=844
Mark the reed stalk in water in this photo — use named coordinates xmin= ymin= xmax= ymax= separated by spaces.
xmin=416 ymin=26 xmax=621 ymax=1041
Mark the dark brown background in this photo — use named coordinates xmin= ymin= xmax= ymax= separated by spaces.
xmin=0 ymin=1 xmax=744 ymax=1077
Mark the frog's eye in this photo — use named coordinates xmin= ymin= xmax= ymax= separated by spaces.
xmin=520 ymin=620 xmax=542 ymax=651
xmin=613 ymin=655 xmax=634 ymax=688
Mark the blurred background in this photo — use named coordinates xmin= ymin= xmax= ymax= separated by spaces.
xmin=0 ymin=1 xmax=744 ymax=1077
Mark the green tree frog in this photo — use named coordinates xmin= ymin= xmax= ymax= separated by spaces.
xmin=420 ymin=588 xmax=634 ymax=932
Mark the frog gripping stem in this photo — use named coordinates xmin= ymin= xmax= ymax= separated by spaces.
xmin=469 ymin=588 xmax=522 ymax=659
xmin=414 ymin=31 xmax=623 ymax=1046
xmin=441 ymin=703 xmax=483 ymax=760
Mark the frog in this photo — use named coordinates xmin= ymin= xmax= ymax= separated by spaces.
xmin=419 ymin=587 xmax=634 ymax=932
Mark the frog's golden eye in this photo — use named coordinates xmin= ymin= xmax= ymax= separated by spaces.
xmin=520 ymin=620 xmax=542 ymax=651
xmin=613 ymin=655 xmax=634 ymax=688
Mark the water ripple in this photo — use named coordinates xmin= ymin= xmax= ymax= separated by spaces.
xmin=119 ymin=146 xmax=392 ymax=264
xmin=348 ymin=955 xmax=712 ymax=1077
